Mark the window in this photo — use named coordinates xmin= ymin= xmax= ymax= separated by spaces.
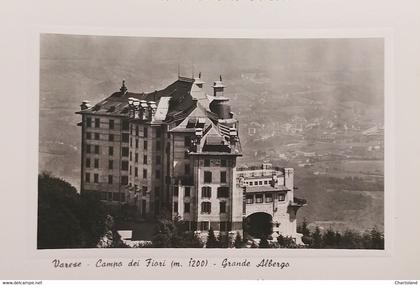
xmin=184 ymin=202 xmax=190 ymax=213
xmin=156 ymin=128 xmax=161 ymax=138
xmin=201 ymin=202 xmax=211 ymax=214
xmin=130 ymin=138 xmax=133 ymax=147
xmin=217 ymin=187 xmax=229 ymax=198
xmin=135 ymin=139 xmax=139 ymax=148
xmin=259 ymin=181 xmax=263 ymax=185
xmin=200 ymin=221 xmax=209 ymax=231
xmin=86 ymin=144 xmax=91 ymax=153
xmin=121 ymin=176 xmax=128 ymax=185
xmin=122 ymin=120 xmax=129 ymax=131
xmin=95 ymin=118 xmax=100 ymax=128
xmin=264 ymin=180 xmax=268 ymax=185
xmin=184 ymin=136 xmax=191 ymax=147
xmin=278 ymin=194 xmax=286 ymax=201
xmin=246 ymin=194 xmax=253 ymax=204
xmin=86 ymin=132 xmax=91 ymax=140
xmin=129 ymin=151 xmax=132 ymax=161
xmin=156 ymin=155 xmax=161 ymax=165
xmin=94 ymin=158 xmax=99 ymax=168
xmin=135 ymin=125 xmax=139 ymax=136
xmin=86 ymin=117 xmax=92 ymax=127
xmin=155 ymin=170 xmax=160 ymax=179
xmin=204 ymin=159 xmax=210 ymax=167
xmin=94 ymin=145 xmax=99 ymax=154
xmin=173 ymin=202 xmax=178 ymax=213
xmin=143 ymin=140 xmax=148 ymax=150
xmin=156 ymin=140 xmax=161 ymax=149
xmin=143 ymin=155 xmax=147 ymax=164
xmin=144 ymin=127 xmax=148 ymax=138
xmin=85 ymin=172 xmax=90 ymax=183
xmin=134 ymin=167 xmax=138 ymax=177
xmin=121 ymin=161 xmax=128 ymax=171
xmin=108 ymin=146 xmax=113 ymax=156
xmin=143 ymin=169 xmax=147 ymax=179
xmin=184 ymin=187 xmax=190 ymax=197
xmin=220 ymin=221 xmax=228 ymax=231
xmin=249 ymin=181 xmax=253 ymax=186
xmin=220 ymin=171 xmax=227 ymax=183
xmin=109 ymin=119 xmax=114 ymax=129
xmin=121 ymin=147 xmax=129 ymax=157
xmin=94 ymin=133 xmax=100 ymax=140
xmin=204 ymin=171 xmax=212 ymax=183
xmin=265 ymin=193 xmax=273 ymax=203
xmin=135 ymin=153 xmax=138 ymax=163
xmin=221 ymin=159 xmax=227 ymax=167
xmin=173 ymin=187 xmax=179 ymax=196
xmin=94 ymin=173 xmax=99 ymax=183
xmin=85 ymin=158 xmax=91 ymax=168
xmin=256 ymin=194 xmax=263 ymax=203
xmin=201 ymin=186 xmax=211 ymax=198
xmin=122 ymin=133 xmax=129 ymax=143
xmin=108 ymin=175 xmax=113 ymax=184
xmin=185 ymin=164 xmax=190 ymax=175
xmin=220 ymin=201 xmax=226 ymax=213
xmin=109 ymin=134 xmax=114 ymax=141
xmin=142 ymin=186 xmax=147 ymax=196
xmin=129 ymin=166 xmax=132 ymax=175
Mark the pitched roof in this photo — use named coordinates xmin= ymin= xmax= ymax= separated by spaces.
xmin=76 ymin=77 xmax=195 ymax=118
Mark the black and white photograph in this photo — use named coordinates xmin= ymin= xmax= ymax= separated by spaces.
xmin=38 ymin=34 xmax=384 ymax=250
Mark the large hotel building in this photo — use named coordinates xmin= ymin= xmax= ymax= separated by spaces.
xmin=77 ymin=75 xmax=243 ymax=233
xmin=77 ymin=75 xmax=305 ymax=240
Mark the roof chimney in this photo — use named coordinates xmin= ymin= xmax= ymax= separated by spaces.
xmin=80 ymin=100 xmax=91 ymax=110
xmin=212 ymin=75 xmax=225 ymax=97
xmin=120 ymin=80 xmax=128 ymax=95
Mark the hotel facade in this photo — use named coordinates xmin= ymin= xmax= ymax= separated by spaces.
xmin=77 ymin=75 xmax=305 ymax=240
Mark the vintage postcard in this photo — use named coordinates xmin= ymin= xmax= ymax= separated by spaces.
xmin=4 ymin=0 xmax=420 ymax=282
xmin=38 ymin=34 xmax=385 ymax=251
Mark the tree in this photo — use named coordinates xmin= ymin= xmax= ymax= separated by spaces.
xmin=310 ymin=226 xmax=323 ymax=248
xmin=182 ymin=231 xmax=204 ymax=248
xmin=217 ymin=232 xmax=229 ymax=248
xmin=300 ymin=218 xmax=311 ymax=237
xmin=206 ymin=228 xmax=219 ymax=248
xmin=151 ymin=218 xmax=176 ymax=248
xmin=277 ymin=234 xmax=286 ymax=247
xmin=323 ymin=228 xmax=336 ymax=248
xmin=334 ymin=231 xmax=342 ymax=247
xmin=234 ymin=232 xmax=243 ymax=248
xmin=37 ymin=173 xmax=107 ymax=249
xmin=259 ymin=236 xmax=270 ymax=248
xmin=369 ymin=227 xmax=384 ymax=249
xmin=341 ymin=229 xmax=362 ymax=249
xmin=151 ymin=217 xmax=205 ymax=248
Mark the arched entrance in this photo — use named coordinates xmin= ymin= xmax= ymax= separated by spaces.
xmin=244 ymin=212 xmax=273 ymax=239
